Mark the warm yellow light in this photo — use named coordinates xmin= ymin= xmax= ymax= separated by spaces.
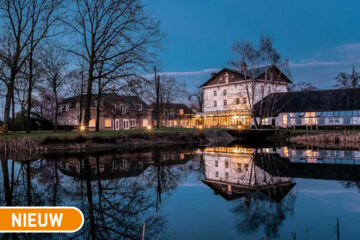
xmin=147 ymin=125 xmax=152 ymax=130
xmin=198 ymin=126 xmax=203 ymax=130
xmin=237 ymin=125 xmax=241 ymax=129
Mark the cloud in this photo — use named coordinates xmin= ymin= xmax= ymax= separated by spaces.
xmin=335 ymin=43 xmax=360 ymax=52
xmin=290 ymin=59 xmax=360 ymax=68
xmin=290 ymin=43 xmax=360 ymax=68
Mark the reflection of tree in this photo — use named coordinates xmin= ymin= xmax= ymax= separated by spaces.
xmin=339 ymin=181 xmax=360 ymax=192
xmin=0 ymin=156 xmax=166 ymax=240
xmin=143 ymin=151 xmax=193 ymax=210
xmin=232 ymin=150 xmax=297 ymax=238
xmin=232 ymin=190 xmax=296 ymax=237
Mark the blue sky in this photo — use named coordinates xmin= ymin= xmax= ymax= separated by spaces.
xmin=144 ymin=0 xmax=360 ymax=90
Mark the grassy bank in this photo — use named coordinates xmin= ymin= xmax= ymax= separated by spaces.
xmin=0 ymin=127 xmax=199 ymax=139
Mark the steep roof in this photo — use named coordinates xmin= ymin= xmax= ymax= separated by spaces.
xmin=200 ymin=64 xmax=292 ymax=88
xmin=60 ymin=94 xmax=151 ymax=110
xmin=253 ymin=88 xmax=360 ymax=117
xmin=150 ymin=102 xmax=194 ymax=114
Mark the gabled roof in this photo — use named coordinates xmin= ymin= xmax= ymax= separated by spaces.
xmin=253 ymin=88 xmax=360 ymax=117
xmin=200 ymin=64 xmax=292 ymax=88
xmin=60 ymin=94 xmax=151 ymax=110
xmin=150 ymin=102 xmax=194 ymax=114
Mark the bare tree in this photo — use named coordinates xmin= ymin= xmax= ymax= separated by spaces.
xmin=229 ymin=35 xmax=290 ymax=128
xmin=334 ymin=66 xmax=360 ymax=89
xmin=66 ymin=0 xmax=162 ymax=128
xmin=290 ymin=81 xmax=318 ymax=92
xmin=39 ymin=41 xmax=68 ymax=131
xmin=0 ymin=0 xmax=63 ymax=133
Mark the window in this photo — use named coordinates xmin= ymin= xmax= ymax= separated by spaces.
xmin=318 ymin=118 xmax=325 ymax=125
xmin=262 ymin=118 xmax=269 ymax=125
xmin=120 ymin=104 xmax=127 ymax=114
xmin=105 ymin=119 xmax=112 ymax=128
xmin=223 ymin=89 xmax=227 ymax=96
xmin=235 ymin=98 xmax=240 ymax=104
xmin=214 ymin=101 xmax=217 ymax=107
xmin=65 ymin=104 xmax=69 ymax=111
xmin=214 ymin=90 xmax=217 ymax=96
xmin=244 ymin=164 xmax=249 ymax=171
xmin=224 ymin=100 xmax=227 ymax=106
xmin=215 ymin=171 xmax=219 ymax=177
xmin=179 ymin=109 xmax=184 ymax=115
xmin=136 ymin=104 xmax=142 ymax=111
xmin=142 ymin=119 xmax=148 ymax=127
xmin=268 ymin=86 xmax=271 ymax=93
xmin=215 ymin=160 xmax=218 ymax=167
xmin=69 ymin=120 xmax=72 ymax=125
xmin=76 ymin=103 xmax=80 ymax=110
xmin=89 ymin=119 xmax=95 ymax=127
xmin=225 ymin=161 xmax=229 ymax=168
xmin=237 ymin=163 xmax=241 ymax=170
xmin=130 ymin=119 xmax=136 ymax=127
xmin=225 ymin=172 xmax=229 ymax=178
xmin=243 ymin=98 xmax=247 ymax=104
xmin=261 ymin=85 xmax=264 ymax=95
xmin=283 ymin=114 xmax=288 ymax=125
xmin=344 ymin=117 xmax=352 ymax=125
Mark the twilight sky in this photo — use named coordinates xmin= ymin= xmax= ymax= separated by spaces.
xmin=144 ymin=0 xmax=360 ymax=90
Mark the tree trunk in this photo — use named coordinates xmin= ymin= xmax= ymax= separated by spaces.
xmin=84 ymin=63 xmax=94 ymax=126
xmin=54 ymin=89 xmax=59 ymax=132
xmin=95 ymin=79 xmax=101 ymax=132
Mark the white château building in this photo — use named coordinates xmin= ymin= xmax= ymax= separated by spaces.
xmin=198 ymin=64 xmax=291 ymax=128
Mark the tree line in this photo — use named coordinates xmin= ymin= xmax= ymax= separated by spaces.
xmin=0 ymin=0 xmax=166 ymax=133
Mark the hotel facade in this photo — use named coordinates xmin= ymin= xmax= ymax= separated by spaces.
xmin=197 ymin=64 xmax=291 ymax=128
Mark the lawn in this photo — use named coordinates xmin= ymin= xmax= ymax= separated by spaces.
xmin=0 ymin=127 xmax=199 ymax=139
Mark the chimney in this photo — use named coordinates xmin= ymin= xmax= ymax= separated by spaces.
xmin=211 ymin=72 xmax=216 ymax=78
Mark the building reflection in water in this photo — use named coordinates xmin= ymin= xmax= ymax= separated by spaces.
xmin=199 ymin=146 xmax=297 ymax=237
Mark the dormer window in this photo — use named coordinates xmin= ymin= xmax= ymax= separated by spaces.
xmin=119 ymin=104 xmax=127 ymax=114
xmin=136 ymin=104 xmax=142 ymax=111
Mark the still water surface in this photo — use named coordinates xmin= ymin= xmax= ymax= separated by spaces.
xmin=0 ymin=145 xmax=360 ymax=239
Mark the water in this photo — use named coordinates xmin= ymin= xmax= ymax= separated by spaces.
xmin=0 ymin=144 xmax=360 ymax=239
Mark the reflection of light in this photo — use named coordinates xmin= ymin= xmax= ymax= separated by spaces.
xmin=283 ymin=147 xmax=289 ymax=157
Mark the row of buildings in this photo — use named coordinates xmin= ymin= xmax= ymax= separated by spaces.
xmin=58 ymin=64 xmax=360 ymax=130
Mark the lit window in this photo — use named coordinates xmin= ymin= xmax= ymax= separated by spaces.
xmin=262 ymin=118 xmax=269 ymax=125
xmin=223 ymin=89 xmax=227 ymax=96
xmin=214 ymin=90 xmax=217 ymax=96
xmin=105 ymin=119 xmax=112 ymax=128
xmin=235 ymin=98 xmax=240 ymax=104
xmin=89 ymin=119 xmax=95 ymax=127
xmin=283 ymin=114 xmax=288 ymax=125
xmin=224 ymin=100 xmax=227 ymax=106
xmin=179 ymin=109 xmax=184 ymax=115
xmin=142 ymin=119 xmax=148 ymax=127
xmin=214 ymin=101 xmax=217 ymax=107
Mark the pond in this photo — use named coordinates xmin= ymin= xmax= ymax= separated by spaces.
xmin=0 ymin=144 xmax=359 ymax=239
